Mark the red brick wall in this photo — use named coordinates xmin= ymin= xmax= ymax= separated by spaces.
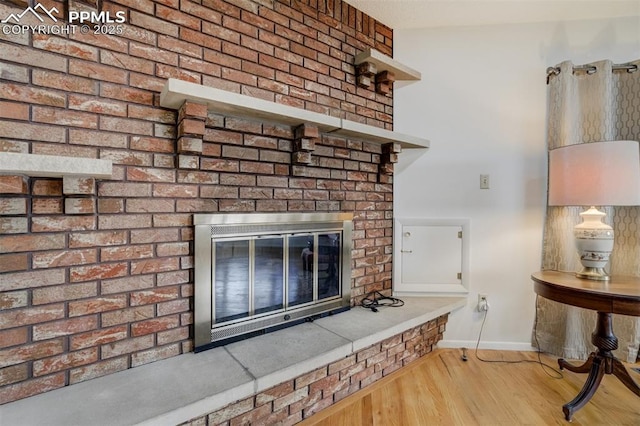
xmin=0 ymin=0 xmax=395 ymax=404
xmin=183 ymin=315 xmax=448 ymax=425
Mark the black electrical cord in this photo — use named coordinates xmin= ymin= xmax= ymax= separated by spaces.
xmin=471 ymin=294 xmax=563 ymax=379
xmin=360 ymin=290 xmax=404 ymax=312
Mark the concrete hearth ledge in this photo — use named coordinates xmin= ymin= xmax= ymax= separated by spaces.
xmin=0 ymin=296 xmax=465 ymax=426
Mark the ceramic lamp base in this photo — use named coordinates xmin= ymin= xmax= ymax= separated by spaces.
xmin=574 ymin=206 xmax=613 ymax=281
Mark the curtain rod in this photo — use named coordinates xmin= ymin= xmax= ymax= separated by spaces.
xmin=546 ymin=63 xmax=638 ymax=83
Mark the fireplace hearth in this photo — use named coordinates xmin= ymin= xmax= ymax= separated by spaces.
xmin=194 ymin=212 xmax=353 ymax=350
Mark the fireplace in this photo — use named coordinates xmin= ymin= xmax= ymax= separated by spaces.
xmin=194 ymin=212 xmax=353 ymax=350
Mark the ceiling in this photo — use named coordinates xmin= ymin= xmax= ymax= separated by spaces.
xmin=343 ymin=0 xmax=640 ymax=29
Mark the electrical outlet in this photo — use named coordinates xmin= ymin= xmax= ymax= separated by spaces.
xmin=480 ymin=174 xmax=490 ymax=189
xmin=477 ymin=294 xmax=489 ymax=311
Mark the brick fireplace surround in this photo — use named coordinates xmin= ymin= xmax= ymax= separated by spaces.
xmin=0 ymin=0 xmax=462 ymax=423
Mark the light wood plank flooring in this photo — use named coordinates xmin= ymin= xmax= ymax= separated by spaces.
xmin=300 ymin=348 xmax=640 ymax=425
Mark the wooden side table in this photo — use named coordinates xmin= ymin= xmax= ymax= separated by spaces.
xmin=532 ymin=270 xmax=640 ymax=420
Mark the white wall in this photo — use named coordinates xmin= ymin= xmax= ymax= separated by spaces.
xmin=393 ymin=17 xmax=640 ymax=350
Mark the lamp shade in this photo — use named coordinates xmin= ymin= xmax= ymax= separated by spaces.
xmin=548 ymin=140 xmax=640 ymax=207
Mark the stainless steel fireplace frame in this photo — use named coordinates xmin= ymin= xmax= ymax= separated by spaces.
xmin=194 ymin=212 xmax=353 ymax=350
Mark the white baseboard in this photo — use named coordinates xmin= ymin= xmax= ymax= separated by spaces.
xmin=438 ymin=339 xmax=537 ymax=352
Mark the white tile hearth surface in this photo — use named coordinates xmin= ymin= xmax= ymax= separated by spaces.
xmin=0 ymin=296 xmax=465 ymax=426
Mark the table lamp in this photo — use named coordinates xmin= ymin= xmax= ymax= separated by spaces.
xmin=548 ymin=140 xmax=640 ymax=281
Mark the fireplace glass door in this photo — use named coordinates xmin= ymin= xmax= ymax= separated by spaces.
xmin=194 ymin=212 xmax=352 ymax=350
xmin=288 ymin=234 xmax=314 ymax=307
xmin=213 ymin=232 xmax=342 ymax=326
xmin=214 ymin=236 xmax=285 ymax=323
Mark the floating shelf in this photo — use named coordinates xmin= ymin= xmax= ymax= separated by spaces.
xmin=160 ymin=79 xmax=429 ymax=149
xmin=338 ymin=120 xmax=426 ymax=147
xmin=0 ymin=152 xmax=112 ymax=179
xmin=354 ymin=48 xmax=421 ymax=82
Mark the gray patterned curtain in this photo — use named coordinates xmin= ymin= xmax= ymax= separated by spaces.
xmin=536 ymin=59 xmax=640 ymax=360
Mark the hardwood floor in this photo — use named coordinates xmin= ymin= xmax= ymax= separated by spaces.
xmin=300 ymin=348 xmax=640 ymax=425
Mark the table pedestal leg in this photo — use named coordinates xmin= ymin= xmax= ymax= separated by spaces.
xmin=612 ymin=358 xmax=640 ymax=397
xmin=558 ymin=353 xmax=594 ymax=374
xmin=556 ymin=312 xmax=627 ymax=421
xmin=561 ymin=356 xmax=605 ymax=420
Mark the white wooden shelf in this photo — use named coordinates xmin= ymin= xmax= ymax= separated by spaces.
xmin=354 ymin=48 xmax=421 ymax=82
xmin=338 ymin=120 xmax=426 ymax=147
xmin=160 ymin=79 xmax=429 ymax=149
xmin=0 ymin=152 xmax=112 ymax=179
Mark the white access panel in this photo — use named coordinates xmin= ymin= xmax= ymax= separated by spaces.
xmin=393 ymin=218 xmax=469 ymax=295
